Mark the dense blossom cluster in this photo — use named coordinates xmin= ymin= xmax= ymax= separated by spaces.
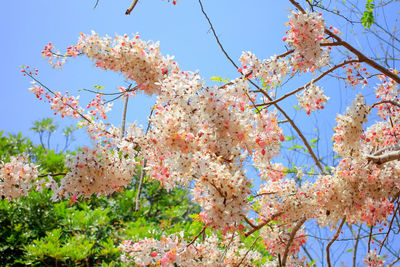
xmin=0 ymin=155 xmax=39 ymax=200
xmin=120 ymin=232 xmax=264 ymax=266
xmin=333 ymin=94 xmax=368 ymax=158
xmin=53 ymin=145 xmax=137 ymax=200
xmin=343 ymin=61 xmax=369 ymax=88
xmin=143 ymin=74 xmax=273 ymax=229
xmin=374 ymin=71 xmax=400 ymax=119
xmin=76 ymin=31 xmax=180 ymax=95
xmin=239 ymin=52 xmax=290 ymax=87
xmin=86 ymin=94 xmax=113 ymax=120
xmin=296 ymin=83 xmax=329 ymax=114
xmin=284 ymin=11 xmax=329 ymax=72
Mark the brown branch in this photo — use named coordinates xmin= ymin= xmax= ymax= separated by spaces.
xmin=243 ymin=216 xmax=257 ymax=228
xmin=282 ymin=217 xmax=306 ymax=266
xmin=326 ymin=217 xmax=346 ymax=267
xmin=125 ymin=0 xmax=139 ymax=15
xmin=244 ymin=212 xmax=283 ymax=237
xmin=371 ymin=100 xmax=400 ymax=109
xmin=368 ymin=225 xmax=373 ymax=252
xmin=268 ymin=92 xmax=326 ymax=173
xmin=325 ymin=28 xmax=400 ymax=84
xmin=38 ymin=173 xmax=67 ymax=178
xmin=187 ymin=226 xmax=206 ymax=247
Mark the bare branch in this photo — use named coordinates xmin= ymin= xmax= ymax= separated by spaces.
xmin=187 ymin=226 xmax=206 ymax=247
xmin=326 ymin=217 xmax=346 ymax=267
xmin=125 ymin=0 xmax=139 ymax=15
xmin=244 ymin=212 xmax=283 ymax=237
xmin=282 ymin=217 xmax=306 ymax=266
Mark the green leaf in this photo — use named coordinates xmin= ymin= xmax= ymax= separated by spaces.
xmin=210 ymin=76 xmax=229 ymax=83
xmin=362 ymin=0 xmax=375 ymax=29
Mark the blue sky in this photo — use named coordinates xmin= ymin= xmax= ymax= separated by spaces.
xmin=1 ymin=0 xmax=400 ymax=265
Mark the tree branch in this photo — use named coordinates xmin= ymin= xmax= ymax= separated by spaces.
xmin=282 ymin=217 xmax=306 ymax=266
xmin=244 ymin=212 xmax=283 ymax=237
xmin=326 ymin=217 xmax=346 ymax=267
xmin=125 ymin=0 xmax=139 ymax=15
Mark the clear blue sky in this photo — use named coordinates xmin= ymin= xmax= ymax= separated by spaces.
xmin=1 ymin=0 xmax=399 ymax=265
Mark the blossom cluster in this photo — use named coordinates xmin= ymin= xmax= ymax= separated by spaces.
xmin=239 ymin=52 xmax=290 ymax=87
xmin=76 ymin=31 xmax=180 ymax=95
xmin=333 ymin=94 xmax=368 ymax=158
xmin=284 ymin=11 xmax=329 ymax=72
xmin=296 ymin=83 xmax=329 ymax=114
xmin=120 ymin=232 xmax=264 ymax=266
xmin=343 ymin=61 xmax=369 ymax=88
xmin=374 ymin=71 xmax=400 ymax=119
xmin=53 ymin=145 xmax=137 ymax=200
xmin=143 ymin=75 xmax=265 ymax=229
xmin=363 ymin=250 xmax=386 ymax=267
xmin=0 ymin=155 xmax=39 ymax=200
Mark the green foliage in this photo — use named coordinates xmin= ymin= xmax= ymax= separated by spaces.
xmin=362 ymin=0 xmax=375 ymax=29
xmin=210 ymin=76 xmax=229 ymax=83
xmin=0 ymin=131 xmax=33 ymax=162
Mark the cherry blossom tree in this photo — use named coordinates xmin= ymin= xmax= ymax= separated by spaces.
xmin=3 ymin=0 xmax=400 ymax=265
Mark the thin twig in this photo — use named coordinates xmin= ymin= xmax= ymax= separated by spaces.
xmin=368 ymin=225 xmax=373 ymax=253
xmin=236 ymin=237 xmax=260 ymax=267
xmin=187 ymin=226 xmax=206 ymax=247
xmin=326 ymin=217 xmax=346 ymax=267
xmin=371 ymin=100 xmax=400 ymax=109
xmin=93 ymin=0 xmax=100 ymax=9
xmin=198 ymin=0 xmax=239 ymax=69
xmin=243 ymin=216 xmax=257 ymax=228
